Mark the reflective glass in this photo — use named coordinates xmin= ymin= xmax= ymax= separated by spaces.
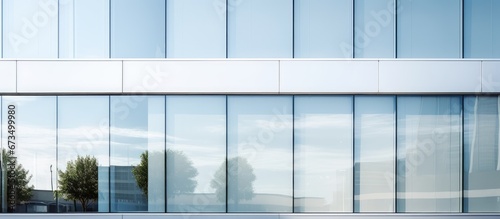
xmin=397 ymin=0 xmax=461 ymax=58
xmin=166 ymin=96 xmax=226 ymax=212
xmin=0 ymin=0 xmax=2 ymax=57
xmin=110 ymin=96 xmax=165 ymax=212
xmin=111 ymin=0 xmax=165 ymax=58
xmin=1 ymin=97 xmax=56 ymax=213
xmin=228 ymin=0 xmax=292 ymax=58
xmin=464 ymin=96 xmax=500 ymax=212
xmin=59 ymin=0 xmax=110 ymax=58
xmin=227 ymin=96 xmax=293 ymax=212
xmin=294 ymin=96 xmax=353 ymax=212
xmin=294 ymin=0 xmax=352 ymax=58
xmin=354 ymin=0 xmax=395 ymax=58
xmin=354 ymin=96 xmax=395 ymax=212
xmin=166 ymin=0 xmax=226 ymax=58
xmin=57 ymin=96 xmax=109 ymax=212
xmin=3 ymin=0 xmax=58 ymax=58
xmin=464 ymin=0 xmax=500 ymax=58
xmin=396 ymin=96 xmax=461 ymax=212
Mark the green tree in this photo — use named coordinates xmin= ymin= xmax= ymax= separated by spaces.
xmin=132 ymin=149 xmax=198 ymax=197
xmin=210 ymin=157 xmax=255 ymax=205
xmin=2 ymin=149 xmax=34 ymax=204
xmin=58 ymin=155 xmax=98 ymax=212
xmin=2 ymin=149 xmax=35 ymax=204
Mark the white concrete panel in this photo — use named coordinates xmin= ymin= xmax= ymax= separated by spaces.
xmin=379 ymin=61 xmax=481 ymax=93
xmin=17 ymin=61 xmax=122 ymax=93
xmin=279 ymin=60 xmax=378 ymax=93
xmin=124 ymin=214 xmax=280 ymax=219
xmin=123 ymin=61 xmax=279 ymax=93
xmin=0 ymin=61 xmax=16 ymax=93
xmin=482 ymin=61 xmax=500 ymax=93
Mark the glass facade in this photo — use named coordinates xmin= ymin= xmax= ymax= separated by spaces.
xmin=1 ymin=95 xmax=499 ymax=213
xmin=0 ymin=0 xmax=499 ymax=58
xmin=397 ymin=0 xmax=461 ymax=58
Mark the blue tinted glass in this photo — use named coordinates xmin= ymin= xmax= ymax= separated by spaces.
xmin=397 ymin=0 xmax=461 ymax=58
xmin=464 ymin=0 xmax=500 ymax=58
xmin=58 ymin=96 xmax=110 ymax=212
xmin=3 ymin=0 xmax=58 ymax=58
xmin=227 ymin=96 xmax=293 ymax=212
xmin=166 ymin=0 xmax=226 ymax=58
xmin=59 ymin=0 xmax=109 ymax=58
xmin=110 ymin=96 xmax=165 ymax=212
xmin=228 ymin=0 xmax=292 ymax=58
xmin=294 ymin=0 xmax=353 ymax=58
xmin=464 ymin=96 xmax=500 ymax=212
xmin=354 ymin=96 xmax=395 ymax=212
xmin=396 ymin=96 xmax=461 ymax=212
xmin=166 ymin=96 xmax=226 ymax=212
xmin=294 ymin=96 xmax=353 ymax=212
xmin=354 ymin=0 xmax=395 ymax=58
xmin=111 ymin=0 xmax=165 ymax=58
xmin=2 ymin=97 xmax=56 ymax=213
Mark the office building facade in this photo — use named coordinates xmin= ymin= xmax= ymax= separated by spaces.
xmin=0 ymin=0 xmax=499 ymax=218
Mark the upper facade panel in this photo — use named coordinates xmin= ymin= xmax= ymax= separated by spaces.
xmin=0 ymin=0 xmax=499 ymax=59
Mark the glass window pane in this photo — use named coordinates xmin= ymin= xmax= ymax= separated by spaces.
xmin=110 ymin=96 xmax=165 ymax=212
xmin=3 ymin=0 xmax=58 ymax=58
xmin=464 ymin=0 xmax=500 ymax=58
xmin=354 ymin=96 xmax=395 ymax=212
xmin=166 ymin=0 xmax=225 ymax=58
xmin=396 ymin=96 xmax=461 ymax=212
xmin=294 ymin=96 xmax=353 ymax=212
xmin=2 ymin=97 xmax=56 ymax=213
xmin=166 ymin=96 xmax=226 ymax=212
xmin=227 ymin=96 xmax=293 ymax=212
xmin=111 ymin=0 xmax=165 ymax=58
xmin=59 ymin=0 xmax=110 ymax=58
xmin=397 ymin=0 xmax=460 ymax=58
xmin=228 ymin=0 xmax=292 ymax=58
xmin=354 ymin=0 xmax=395 ymax=58
xmin=464 ymin=96 xmax=500 ymax=212
xmin=294 ymin=0 xmax=352 ymax=58
xmin=58 ymin=96 xmax=109 ymax=213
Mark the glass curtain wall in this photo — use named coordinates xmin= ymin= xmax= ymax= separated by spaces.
xmin=354 ymin=96 xmax=395 ymax=212
xmin=3 ymin=0 xmax=58 ymax=58
xmin=1 ymin=97 xmax=56 ymax=213
xmin=57 ymin=96 xmax=110 ymax=213
xmin=2 ymin=95 xmax=500 ymax=213
xmin=396 ymin=96 xmax=461 ymax=212
xmin=464 ymin=0 xmax=500 ymax=58
xmin=464 ymin=96 xmax=500 ymax=212
xmin=59 ymin=0 xmax=109 ymax=58
xmin=227 ymin=96 xmax=293 ymax=212
xmin=166 ymin=96 xmax=226 ymax=212
xmin=294 ymin=96 xmax=353 ymax=212
xmin=110 ymin=96 xmax=165 ymax=212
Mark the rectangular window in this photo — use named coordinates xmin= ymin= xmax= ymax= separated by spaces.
xmin=227 ymin=96 xmax=293 ymax=212
xmin=354 ymin=0 xmax=395 ymax=58
xmin=294 ymin=96 xmax=353 ymax=212
xmin=166 ymin=96 xmax=226 ymax=212
xmin=59 ymin=0 xmax=109 ymax=58
xmin=111 ymin=0 xmax=165 ymax=58
xmin=3 ymin=0 xmax=58 ymax=58
xmin=396 ymin=96 xmax=461 ymax=212
xmin=397 ymin=0 xmax=461 ymax=58
xmin=294 ymin=0 xmax=353 ymax=58
xmin=2 ymin=97 xmax=56 ymax=213
xmin=228 ymin=0 xmax=292 ymax=58
xmin=464 ymin=0 xmax=500 ymax=58
xmin=464 ymin=96 xmax=500 ymax=212
xmin=110 ymin=96 xmax=165 ymax=212
xmin=166 ymin=0 xmax=226 ymax=58
xmin=58 ymin=96 xmax=110 ymax=212
xmin=354 ymin=96 xmax=395 ymax=212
